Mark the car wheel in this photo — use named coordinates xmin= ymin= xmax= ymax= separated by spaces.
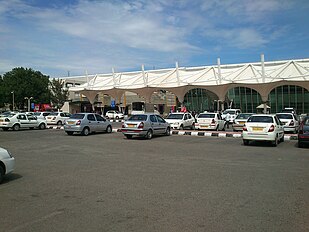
xmin=298 ymin=141 xmax=303 ymax=148
xmin=145 ymin=129 xmax=153 ymax=139
xmin=66 ymin=131 xmax=74 ymax=135
xmin=0 ymin=165 xmax=4 ymax=184
xmin=12 ymin=124 xmax=20 ymax=131
xmin=243 ymin=139 xmax=249 ymax=146
xmin=280 ymin=134 xmax=284 ymax=143
xmin=2 ymin=128 xmax=9 ymax=131
xmin=179 ymin=125 xmax=184 ymax=130
xmin=222 ymin=124 xmax=226 ymax=131
xmin=81 ymin=127 xmax=90 ymax=136
xmin=106 ymin=125 xmax=112 ymax=133
xmin=116 ymin=116 xmax=119 ymax=120
xmin=57 ymin=121 xmax=62 ymax=126
xmin=125 ymin=134 xmax=133 ymax=139
xmin=39 ymin=123 xmax=46 ymax=130
xmin=165 ymin=127 xmax=171 ymax=136
xmin=272 ymin=136 xmax=278 ymax=147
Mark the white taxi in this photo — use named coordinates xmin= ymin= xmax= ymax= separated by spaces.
xmin=242 ymin=114 xmax=284 ymax=146
xmin=165 ymin=112 xmax=195 ymax=130
xmin=0 ymin=112 xmax=47 ymax=131
xmin=195 ymin=112 xmax=225 ymax=130
xmin=276 ymin=113 xmax=299 ymax=133
xmin=46 ymin=112 xmax=71 ymax=125
xmin=105 ymin=110 xmax=124 ymax=119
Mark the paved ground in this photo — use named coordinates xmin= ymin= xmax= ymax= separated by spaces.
xmin=0 ymin=129 xmax=308 ymax=232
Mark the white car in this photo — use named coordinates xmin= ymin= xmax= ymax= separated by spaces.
xmin=195 ymin=112 xmax=226 ymax=130
xmin=165 ymin=112 xmax=195 ymax=130
xmin=105 ymin=110 xmax=124 ymax=119
xmin=276 ymin=113 xmax=299 ymax=133
xmin=222 ymin=109 xmax=241 ymax=123
xmin=0 ymin=147 xmax=15 ymax=184
xmin=0 ymin=112 xmax=47 ymax=131
xmin=242 ymin=114 xmax=284 ymax=146
xmin=31 ymin=111 xmax=51 ymax=119
xmin=46 ymin=112 xmax=71 ymax=125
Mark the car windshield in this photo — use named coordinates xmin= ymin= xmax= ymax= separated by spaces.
xmin=223 ymin=110 xmax=236 ymax=115
xmin=236 ymin=114 xmax=252 ymax=119
xmin=167 ymin=114 xmax=183 ymax=119
xmin=128 ymin=115 xmax=147 ymax=121
xmin=276 ymin=114 xmax=293 ymax=119
xmin=247 ymin=116 xmax=274 ymax=123
xmin=70 ymin=114 xmax=85 ymax=119
xmin=198 ymin=113 xmax=215 ymax=118
xmin=281 ymin=109 xmax=295 ymax=113
xmin=0 ymin=112 xmax=15 ymax=117
xmin=49 ymin=112 xmax=59 ymax=116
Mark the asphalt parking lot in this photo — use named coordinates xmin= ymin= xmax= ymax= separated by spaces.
xmin=0 ymin=128 xmax=309 ymax=232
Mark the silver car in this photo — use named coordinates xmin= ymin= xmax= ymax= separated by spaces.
xmin=64 ymin=113 xmax=112 ymax=136
xmin=122 ymin=113 xmax=170 ymax=139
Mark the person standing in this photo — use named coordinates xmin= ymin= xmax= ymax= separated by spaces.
xmin=225 ymin=112 xmax=231 ymax=128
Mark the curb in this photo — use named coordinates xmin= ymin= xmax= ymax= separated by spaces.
xmin=171 ymin=130 xmax=298 ymax=140
xmin=108 ymin=119 xmax=124 ymax=122
xmin=47 ymin=126 xmax=298 ymax=140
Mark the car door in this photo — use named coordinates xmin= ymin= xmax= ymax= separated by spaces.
xmin=17 ymin=114 xmax=28 ymax=128
xmin=156 ymin=115 xmax=167 ymax=134
xmin=274 ymin=116 xmax=284 ymax=139
xmin=27 ymin=114 xmax=39 ymax=127
xmin=186 ymin=113 xmax=194 ymax=127
xmin=86 ymin=114 xmax=97 ymax=132
xmin=95 ymin=114 xmax=107 ymax=132
xmin=183 ymin=114 xmax=189 ymax=128
xmin=149 ymin=114 xmax=160 ymax=134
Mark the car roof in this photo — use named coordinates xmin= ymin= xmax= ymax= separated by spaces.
xmin=251 ymin=114 xmax=276 ymax=117
xmin=131 ymin=113 xmax=158 ymax=116
xmin=276 ymin=112 xmax=294 ymax=115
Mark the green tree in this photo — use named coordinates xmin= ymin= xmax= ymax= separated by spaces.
xmin=49 ymin=78 xmax=69 ymax=109
xmin=2 ymin=67 xmax=50 ymax=110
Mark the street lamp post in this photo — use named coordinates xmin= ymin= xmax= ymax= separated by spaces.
xmin=11 ymin=91 xmax=15 ymax=111
xmin=24 ymin=97 xmax=33 ymax=112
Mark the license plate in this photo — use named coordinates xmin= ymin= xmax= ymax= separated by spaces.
xmin=238 ymin=121 xmax=245 ymax=125
xmin=0 ymin=119 xmax=3 ymax=122
xmin=127 ymin=124 xmax=135 ymax=128
xmin=201 ymin=125 xmax=209 ymax=128
xmin=252 ymin=127 xmax=263 ymax=131
xmin=67 ymin=121 xmax=75 ymax=125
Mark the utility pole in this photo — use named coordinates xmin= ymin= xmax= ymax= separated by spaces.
xmin=11 ymin=91 xmax=15 ymax=111
xmin=24 ymin=97 xmax=33 ymax=112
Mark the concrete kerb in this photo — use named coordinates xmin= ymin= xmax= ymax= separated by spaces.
xmin=172 ymin=130 xmax=298 ymax=140
xmin=48 ymin=126 xmax=298 ymax=140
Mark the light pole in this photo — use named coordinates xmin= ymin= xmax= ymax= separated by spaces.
xmin=24 ymin=97 xmax=33 ymax=112
xmin=11 ymin=91 xmax=15 ymax=111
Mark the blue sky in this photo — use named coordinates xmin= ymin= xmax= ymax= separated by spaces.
xmin=1 ymin=0 xmax=309 ymax=77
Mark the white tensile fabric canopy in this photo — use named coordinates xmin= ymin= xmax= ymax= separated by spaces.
xmin=64 ymin=58 xmax=309 ymax=105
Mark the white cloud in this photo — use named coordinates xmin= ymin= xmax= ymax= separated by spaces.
xmin=0 ymin=0 xmax=301 ymax=76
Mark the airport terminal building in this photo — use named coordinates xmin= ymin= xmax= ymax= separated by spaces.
xmin=60 ymin=56 xmax=309 ymax=115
